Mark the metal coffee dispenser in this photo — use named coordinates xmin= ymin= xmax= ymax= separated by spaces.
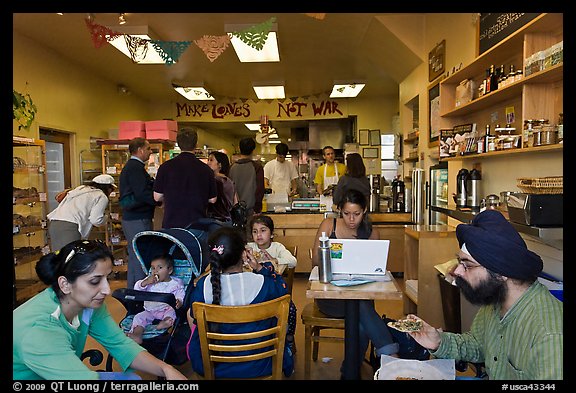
xmin=466 ymin=168 xmax=482 ymax=209
xmin=456 ymin=168 xmax=469 ymax=208
xmin=368 ymin=174 xmax=381 ymax=213
xmin=391 ymin=177 xmax=405 ymax=212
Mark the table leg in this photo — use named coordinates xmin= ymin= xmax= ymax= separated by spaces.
xmin=342 ymin=299 xmax=360 ymax=380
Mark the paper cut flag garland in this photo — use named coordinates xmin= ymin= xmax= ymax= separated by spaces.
xmin=151 ymin=40 xmax=192 ymax=65
xmin=231 ymin=17 xmax=276 ymax=51
xmin=85 ymin=18 xmax=122 ymax=49
xmin=194 ymin=35 xmax=231 ymax=62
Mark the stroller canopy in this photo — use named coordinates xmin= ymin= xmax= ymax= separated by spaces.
xmin=132 ymin=227 xmax=206 ymax=283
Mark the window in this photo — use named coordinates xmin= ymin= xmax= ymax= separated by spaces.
xmin=380 ymin=133 xmax=398 ymax=184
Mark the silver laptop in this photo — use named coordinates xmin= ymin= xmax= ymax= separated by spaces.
xmin=328 ymin=238 xmax=390 ymax=280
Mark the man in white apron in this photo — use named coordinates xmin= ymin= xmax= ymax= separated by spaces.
xmin=314 ymin=146 xmax=346 ymax=211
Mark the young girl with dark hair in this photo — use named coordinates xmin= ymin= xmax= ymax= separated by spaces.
xmin=186 ymin=227 xmax=294 ymax=378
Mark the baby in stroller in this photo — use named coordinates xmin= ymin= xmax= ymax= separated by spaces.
xmin=127 ymin=253 xmax=185 ymax=344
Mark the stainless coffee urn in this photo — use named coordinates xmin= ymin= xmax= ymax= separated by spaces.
xmin=391 ymin=177 xmax=405 ymax=212
xmin=411 ymin=168 xmax=425 ymax=224
xmin=456 ymin=168 xmax=469 ymax=208
xmin=466 ymin=168 xmax=482 ymax=209
xmin=369 ymin=174 xmax=381 ymax=213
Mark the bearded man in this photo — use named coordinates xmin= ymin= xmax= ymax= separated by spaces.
xmin=407 ymin=209 xmax=563 ymax=380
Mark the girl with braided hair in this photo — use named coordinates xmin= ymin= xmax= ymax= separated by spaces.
xmin=186 ymin=226 xmax=294 ymax=378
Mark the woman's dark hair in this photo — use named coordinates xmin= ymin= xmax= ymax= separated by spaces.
xmin=345 ymin=153 xmax=366 ymax=178
xmin=249 ymin=214 xmax=275 ymax=235
xmin=35 ymin=239 xmax=113 ymax=299
xmin=210 ymin=151 xmax=231 ymax=176
xmin=207 ymin=227 xmax=247 ymax=305
xmin=90 ymin=182 xmax=114 ymax=196
xmin=337 ymin=188 xmax=373 ymax=239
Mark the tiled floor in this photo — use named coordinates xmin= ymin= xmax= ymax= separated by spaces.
xmin=85 ymin=272 xmax=406 ymax=380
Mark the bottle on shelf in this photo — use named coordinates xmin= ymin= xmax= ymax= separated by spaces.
xmin=484 ymin=124 xmax=491 ymax=153
xmin=557 ymin=113 xmax=563 ymax=143
xmin=485 ymin=67 xmax=492 ymax=94
xmin=489 ymin=64 xmax=498 ymax=92
xmin=506 ymin=64 xmax=516 ymax=86
xmin=498 ymin=64 xmax=506 ymax=87
xmin=318 ymin=232 xmax=332 ymax=283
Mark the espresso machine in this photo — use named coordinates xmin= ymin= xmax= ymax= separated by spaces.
xmin=369 ymin=174 xmax=381 ymax=212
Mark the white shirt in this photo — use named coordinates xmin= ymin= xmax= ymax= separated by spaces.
xmin=263 ymin=159 xmax=298 ymax=196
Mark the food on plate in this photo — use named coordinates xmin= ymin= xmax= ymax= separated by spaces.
xmin=395 ymin=376 xmax=419 ymax=380
xmin=387 ymin=318 xmax=423 ymax=333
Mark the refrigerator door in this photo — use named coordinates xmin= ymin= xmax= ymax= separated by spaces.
xmin=429 ymin=163 xmax=448 ymax=225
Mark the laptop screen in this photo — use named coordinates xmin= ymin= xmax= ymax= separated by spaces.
xmin=329 ymin=238 xmax=390 ymax=275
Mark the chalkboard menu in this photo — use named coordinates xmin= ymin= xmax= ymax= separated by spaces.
xmin=479 ymin=13 xmax=541 ymax=55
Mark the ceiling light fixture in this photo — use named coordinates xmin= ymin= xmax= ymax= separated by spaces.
xmin=225 ymin=23 xmax=280 ymax=63
xmin=118 ymin=13 xmax=127 ymax=25
xmin=329 ymin=82 xmax=366 ymax=98
xmin=245 ymin=123 xmax=261 ymax=131
xmin=172 ymin=83 xmax=215 ymax=101
xmin=106 ymin=25 xmax=168 ymax=64
xmin=253 ymin=83 xmax=285 ymax=100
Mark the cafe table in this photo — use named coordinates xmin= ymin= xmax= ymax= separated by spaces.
xmin=306 ymin=269 xmax=403 ymax=380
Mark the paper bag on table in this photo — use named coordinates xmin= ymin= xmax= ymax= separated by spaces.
xmin=375 ymin=354 xmax=455 ymax=380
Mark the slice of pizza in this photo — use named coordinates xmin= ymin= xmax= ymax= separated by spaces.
xmin=387 ymin=318 xmax=423 ymax=333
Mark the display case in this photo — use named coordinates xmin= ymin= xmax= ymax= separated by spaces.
xmin=13 ymin=136 xmax=49 ymax=307
xmin=98 ymin=140 xmax=175 ymax=276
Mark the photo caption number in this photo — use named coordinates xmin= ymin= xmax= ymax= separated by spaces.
xmin=25 ymin=384 xmax=46 ymax=390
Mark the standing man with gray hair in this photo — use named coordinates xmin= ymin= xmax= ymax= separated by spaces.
xmin=119 ymin=137 xmax=158 ymax=288
xmin=408 ymin=209 xmax=563 ymax=380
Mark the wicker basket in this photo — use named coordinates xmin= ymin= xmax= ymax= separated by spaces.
xmin=516 ymin=176 xmax=563 ymax=194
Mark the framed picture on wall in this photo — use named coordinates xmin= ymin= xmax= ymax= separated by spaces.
xmin=359 ymin=129 xmax=369 ymax=145
xmin=362 ymin=148 xmax=378 ymax=158
xmin=369 ymin=129 xmax=381 ymax=146
xmin=428 ymin=82 xmax=440 ymax=147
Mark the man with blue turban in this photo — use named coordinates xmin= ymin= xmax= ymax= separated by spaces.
xmin=408 ymin=209 xmax=563 ymax=380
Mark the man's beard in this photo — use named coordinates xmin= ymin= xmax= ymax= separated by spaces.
xmin=455 ymin=274 xmax=507 ymax=306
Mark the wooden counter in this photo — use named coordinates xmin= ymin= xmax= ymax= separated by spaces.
xmin=270 ymin=212 xmax=412 ymax=273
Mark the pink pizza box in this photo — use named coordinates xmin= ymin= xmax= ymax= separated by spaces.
xmin=118 ymin=121 xmax=146 ymax=140
xmin=145 ymin=120 xmax=178 ymax=141
xmin=145 ymin=120 xmax=178 ymax=132
xmin=146 ymin=129 xmax=177 ymax=141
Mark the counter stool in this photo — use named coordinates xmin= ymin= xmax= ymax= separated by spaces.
xmin=300 ymin=302 xmax=345 ymax=379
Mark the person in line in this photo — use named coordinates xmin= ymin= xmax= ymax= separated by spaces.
xmin=186 ymin=226 xmax=294 ymax=379
xmin=228 ymin=137 xmax=265 ymax=219
xmin=153 ymin=127 xmax=217 ymax=229
xmin=332 ymin=152 xmax=371 ymax=210
xmin=13 ymin=239 xmax=187 ymax=380
xmin=407 ymin=209 xmax=563 ymax=380
xmin=127 ymin=253 xmax=185 ymax=345
xmin=47 ymin=174 xmax=116 ymax=251
xmin=311 ymin=189 xmax=399 ymax=376
xmin=313 ymin=145 xmax=346 ymax=211
xmin=263 ymin=142 xmax=298 ymax=198
xmin=205 ymin=151 xmax=238 ymax=224
xmin=245 ymin=214 xmax=298 ymax=352
xmin=119 ymin=137 xmax=159 ymax=288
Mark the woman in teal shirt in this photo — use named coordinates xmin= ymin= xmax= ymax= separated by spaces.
xmin=13 ymin=239 xmax=187 ymax=380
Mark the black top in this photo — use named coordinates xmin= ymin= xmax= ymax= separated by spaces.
xmin=154 ymin=152 xmax=217 ymax=228
xmin=119 ymin=157 xmax=157 ymax=220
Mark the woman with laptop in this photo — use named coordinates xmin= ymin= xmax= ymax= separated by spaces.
xmin=311 ymin=189 xmax=400 ymax=374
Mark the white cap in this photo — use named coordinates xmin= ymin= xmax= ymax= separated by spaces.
xmin=92 ymin=174 xmax=117 ymax=188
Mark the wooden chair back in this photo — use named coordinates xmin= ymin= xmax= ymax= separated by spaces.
xmin=192 ymin=294 xmax=291 ymax=380
xmin=281 ymin=246 xmax=297 ymax=295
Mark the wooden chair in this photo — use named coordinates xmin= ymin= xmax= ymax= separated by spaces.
xmin=300 ymin=302 xmax=345 ymax=379
xmin=192 ymin=294 xmax=291 ymax=380
xmin=281 ymin=246 xmax=297 ymax=295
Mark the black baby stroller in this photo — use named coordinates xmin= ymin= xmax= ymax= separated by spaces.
xmin=112 ymin=227 xmax=206 ymax=365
